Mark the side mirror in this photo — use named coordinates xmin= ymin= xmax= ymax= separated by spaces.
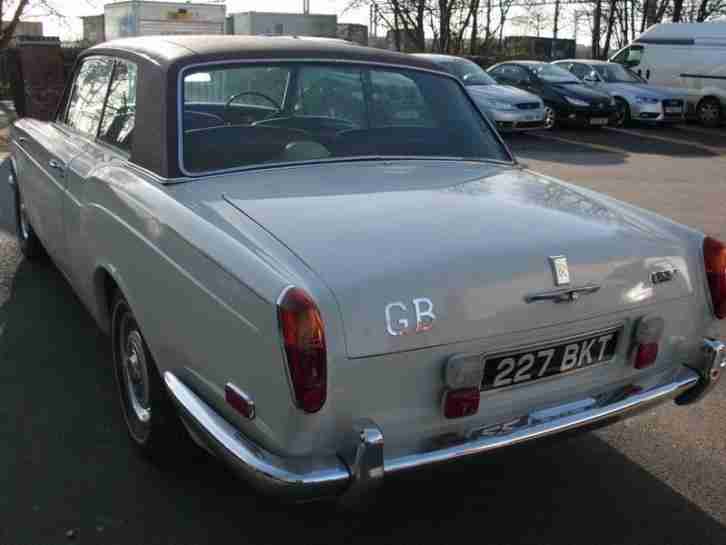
xmin=583 ymin=73 xmax=599 ymax=84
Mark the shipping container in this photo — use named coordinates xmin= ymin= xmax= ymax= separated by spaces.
xmin=227 ymin=11 xmax=337 ymax=38
xmin=105 ymin=1 xmax=225 ymax=40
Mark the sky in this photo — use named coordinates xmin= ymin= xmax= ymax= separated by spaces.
xmin=20 ymin=0 xmax=589 ymax=44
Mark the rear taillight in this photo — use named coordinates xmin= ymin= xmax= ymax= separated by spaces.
xmin=703 ymin=236 xmax=726 ymax=319
xmin=632 ymin=316 xmax=664 ymax=370
xmin=277 ymin=287 xmax=327 ymax=413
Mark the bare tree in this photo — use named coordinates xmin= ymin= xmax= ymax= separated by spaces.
xmin=0 ymin=0 xmax=32 ymax=51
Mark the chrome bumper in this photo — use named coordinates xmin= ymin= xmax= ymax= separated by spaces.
xmin=164 ymin=340 xmax=723 ymax=503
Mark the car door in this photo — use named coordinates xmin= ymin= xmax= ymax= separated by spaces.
xmin=62 ymin=58 xmax=138 ymax=300
xmin=12 ymin=60 xmax=111 ymax=265
xmin=52 ymin=56 xmax=114 ymax=271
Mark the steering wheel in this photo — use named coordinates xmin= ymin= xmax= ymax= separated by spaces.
xmin=224 ymin=91 xmax=282 ymax=122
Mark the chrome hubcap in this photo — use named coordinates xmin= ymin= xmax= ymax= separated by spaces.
xmin=121 ymin=327 xmax=151 ymax=424
xmin=544 ymin=107 xmax=555 ymax=129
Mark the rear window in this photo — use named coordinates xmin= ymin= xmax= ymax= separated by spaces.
xmin=180 ymin=62 xmax=509 ymax=174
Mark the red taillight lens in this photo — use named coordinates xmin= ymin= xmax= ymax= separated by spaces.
xmin=704 ymin=236 xmax=726 ymax=319
xmin=443 ymin=387 xmax=480 ymax=419
xmin=634 ymin=342 xmax=658 ymax=369
xmin=632 ymin=316 xmax=663 ymax=370
xmin=277 ymin=287 xmax=327 ymax=413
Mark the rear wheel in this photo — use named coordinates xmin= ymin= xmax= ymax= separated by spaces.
xmin=111 ymin=292 xmax=188 ymax=459
xmin=13 ymin=180 xmax=42 ymax=259
xmin=543 ymin=106 xmax=556 ymax=130
xmin=612 ymin=97 xmax=630 ymax=128
xmin=697 ymin=97 xmax=722 ymax=128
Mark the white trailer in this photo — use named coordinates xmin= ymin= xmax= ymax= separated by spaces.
xmin=105 ymin=1 xmax=226 ymax=40
xmin=610 ymin=22 xmax=726 ymax=126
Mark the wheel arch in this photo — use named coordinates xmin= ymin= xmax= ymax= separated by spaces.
xmin=92 ymin=264 xmax=135 ymax=335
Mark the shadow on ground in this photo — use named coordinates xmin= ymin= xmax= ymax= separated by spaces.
xmin=505 ymin=124 xmax=721 ymax=167
xmin=1 ymin=254 xmax=725 ymax=544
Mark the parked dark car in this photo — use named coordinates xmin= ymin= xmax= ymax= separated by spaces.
xmin=487 ymin=61 xmax=617 ymax=128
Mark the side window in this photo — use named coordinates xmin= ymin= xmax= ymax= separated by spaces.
xmin=508 ymin=66 xmax=530 ymax=84
xmin=489 ymin=65 xmax=512 ymax=82
xmin=613 ymin=46 xmax=643 ymax=68
xmin=99 ymin=60 xmax=137 ymax=151
xmin=65 ymin=58 xmax=114 ymax=137
xmin=569 ymin=63 xmax=590 ymax=80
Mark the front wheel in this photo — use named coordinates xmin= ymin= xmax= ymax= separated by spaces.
xmin=612 ymin=97 xmax=630 ymax=128
xmin=111 ymin=293 xmax=188 ymax=459
xmin=543 ymin=106 xmax=556 ymax=130
xmin=697 ymin=97 xmax=722 ymax=128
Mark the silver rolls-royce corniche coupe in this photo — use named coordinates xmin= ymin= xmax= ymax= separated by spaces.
xmin=9 ymin=36 xmax=726 ymax=504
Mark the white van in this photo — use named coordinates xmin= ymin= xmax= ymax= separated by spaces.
xmin=610 ymin=22 xmax=726 ymax=126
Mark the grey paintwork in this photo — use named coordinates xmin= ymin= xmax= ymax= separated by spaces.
xmin=554 ymin=60 xmax=687 ymax=122
xmin=10 ymin=44 xmax=720 ymax=467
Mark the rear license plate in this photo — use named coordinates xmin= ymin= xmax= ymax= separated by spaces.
xmin=590 ymin=117 xmax=608 ymax=125
xmin=481 ymin=328 xmax=621 ymax=392
xmin=665 ymin=106 xmax=682 ymax=114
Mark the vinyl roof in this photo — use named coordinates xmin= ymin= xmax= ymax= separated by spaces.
xmin=87 ymin=35 xmax=441 ymax=72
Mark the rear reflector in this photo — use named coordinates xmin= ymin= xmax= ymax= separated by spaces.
xmin=443 ymin=387 xmax=480 ymax=419
xmin=634 ymin=342 xmax=659 ymax=369
xmin=704 ymin=237 xmax=726 ymax=319
xmin=277 ymin=287 xmax=327 ymax=413
xmin=225 ymin=383 xmax=255 ymax=420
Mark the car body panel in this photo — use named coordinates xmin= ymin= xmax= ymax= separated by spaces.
xmin=609 ymin=24 xmax=726 ymax=119
xmin=553 ymin=60 xmax=688 ymax=123
xmin=10 ymin=37 xmax=721 ymax=494
xmin=488 ymin=61 xmax=617 ymax=126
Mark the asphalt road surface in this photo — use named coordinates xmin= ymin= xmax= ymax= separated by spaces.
xmin=2 ymin=123 xmax=726 ymax=545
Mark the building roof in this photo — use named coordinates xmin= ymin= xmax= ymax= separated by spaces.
xmin=86 ymin=35 xmax=440 ymax=72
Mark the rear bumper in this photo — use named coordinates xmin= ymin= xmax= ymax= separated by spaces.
xmin=164 ymin=339 xmax=725 ymax=503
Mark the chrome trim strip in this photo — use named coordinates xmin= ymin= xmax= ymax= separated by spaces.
xmin=164 ymin=372 xmax=350 ymax=502
xmin=165 ymin=365 xmax=701 ymax=502
xmin=385 ymin=367 xmax=699 ymax=474
xmin=524 ymin=283 xmax=601 ymax=303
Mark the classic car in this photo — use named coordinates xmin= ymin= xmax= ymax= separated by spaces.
xmin=488 ymin=61 xmax=617 ymax=129
xmin=552 ymin=59 xmax=686 ymax=127
xmin=413 ymin=54 xmax=546 ymax=131
xmin=9 ymin=36 xmax=726 ymax=504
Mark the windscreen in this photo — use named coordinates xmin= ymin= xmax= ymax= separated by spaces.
xmin=593 ymin=64 xmax=643 ymax=83
xmin=181 ymin=62 xmax=509 ymax=173
xmin=535 ymin=64 xmax=580 ymax=84
xmin=438 ymin=59 xmax=497 ymax=86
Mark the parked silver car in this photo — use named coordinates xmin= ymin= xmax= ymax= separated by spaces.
xmin=553 ymin=59 xmax=686 ymax=127
xmin=10 ymin=36 xmax=726 ymax=504
xmin=416 ymin=54 xmax=546 ymax=131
